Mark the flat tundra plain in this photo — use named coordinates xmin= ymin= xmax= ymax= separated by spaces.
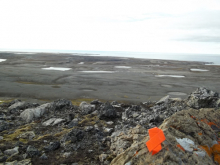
xmin=0 ymin=52 xmax=219 ymax=103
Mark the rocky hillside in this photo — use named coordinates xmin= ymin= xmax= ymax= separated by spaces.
xmin=0 ymin=87 xmax=220 ymax=165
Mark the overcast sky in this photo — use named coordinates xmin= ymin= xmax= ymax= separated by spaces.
xmin=0 ymin=0 xmax=220 ymax=54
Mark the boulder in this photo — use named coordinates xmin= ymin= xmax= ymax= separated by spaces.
xmin=156 ymin=95 xmax=170 ymax=105
xmin=8 ymin=101 xmax=39 ymax=114
xmin=0 ymin=121 xmax=10 ymax=132
xmin=44 ymin=141 xmax=60 ymax=152
xmin=186 ymin=87 xmax=219 ymax=109
xmin=79 ymin=101 xmax=95 ymax=115
xmin=4 ymin=147 xmax=19 ymax=156
xmin=20 ymin=103 xmax=51 ymax=122
xmin=8 ymin=101 xmax=26 ymax=111
xmin=50 ymin=99 xmax=73 ymax=111
xmin=99 ymin=102 xmax=117 ymax=120
xmin=67 ymin=118 xmax=79 ymax=128
xmin=42 ymin=118 xmax=65 ymax=126
xmin=26 ymin=145 xmax=40 ymax=157
xmin=17 ymin=131 xmax=35 ymax=140
xmin=110 ymin=108 xmax=220 ymax=165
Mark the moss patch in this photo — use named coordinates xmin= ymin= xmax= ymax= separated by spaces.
xmin=78 ymin=114 xmax=107 ymax=127
xmin=54 ymin=127 xmax=75 ymax=138
xmin=0 ymin=99 xmax=14 ymax=105
xmin=3 ymin=124 xmax=33 ymax=142
xmin=71 ymin=98 xmax=96 ymax=106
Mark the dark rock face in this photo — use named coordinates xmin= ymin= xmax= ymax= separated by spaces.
xmin=99 ymin=102 xmax=117 ymax=119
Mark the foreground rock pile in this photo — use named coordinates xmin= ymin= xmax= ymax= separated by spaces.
xmin=0 ymin=87 xmax=220 ymax=165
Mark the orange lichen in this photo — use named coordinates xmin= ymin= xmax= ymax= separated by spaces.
xmin=176 ymin=144 xmax=185 ymax=152
xmin=200 ymin=119 xmax=220 ymax=128
xmin=214 ymin=154 xmax=220 ymax=164
xmin=190 ymin=116 xmax=196 ymax=120
xmin=199 ymin=146 xmax=212 ymax=156
xmin=212 ymin=144 xmax=220 ymax=154
xmin=198 ymin=132 xmax=203 ymax=135
xmin=199 ymin=144 xmax=220 ymax=164
xmin=134 ymin=151 xmax=138 ymax=156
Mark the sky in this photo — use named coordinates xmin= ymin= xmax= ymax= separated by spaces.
xmin=0 ymin=0 xmax=220 ymax=54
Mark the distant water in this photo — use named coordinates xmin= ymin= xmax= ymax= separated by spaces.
xmin=1 ymin=49 xmax=220 ymax=64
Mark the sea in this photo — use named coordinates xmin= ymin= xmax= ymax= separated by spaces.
xmin=1 ymin=49 xmax=220 ymax=65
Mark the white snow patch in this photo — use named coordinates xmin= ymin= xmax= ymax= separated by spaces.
xmin=161 ymin=84 xmax=173 ymax=88
xmin=0 ymin=59 xmax=6 ymax=62
xmin=78 ymin=62 xmax=84 ymax=64
xmin=168 ymin=92 xmax=187 ymax=96
xmin=14 ymin=53 xmax=36 ymax=54
xmin=79 ymin=71 xmax=114 ymax=73
xmin=155 ymin=75 xmax=185 ymax=78
xmin=190 ymin=69 xmax=209 ymax=72
xmin=93 ymin=62 xmax=107 ymax=64
xmin=42 ymin=67 xmax=72 ymax=71
xmin=114 ymin=66 xmax=131 ymax=69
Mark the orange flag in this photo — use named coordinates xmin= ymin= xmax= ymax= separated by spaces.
xmin=146 ymin=127 xmax=166 ymax=155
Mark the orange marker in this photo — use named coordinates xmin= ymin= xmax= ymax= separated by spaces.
xmin=146 ymin=127 xmax=166 ymax=155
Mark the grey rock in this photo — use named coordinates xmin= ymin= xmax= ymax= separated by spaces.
xmin=67 ymin=113 xmax=75 ymax=122
xmin=26 ymin=145 xmax=40 ymax=157
xmin=156 ymin=95 xmax=169 ymax=105
xmin=0 ymin=122 xmax=9 ymax=132
xmin=67 ymin=118 xmax=78 ymax=128
xmin=44 ymin=141 xmax=60 ymax=152
xmin=20 ymin=103 xmax=51 ymax=122
xmin=79 ymin=101 xmax=95 ymax=115
xmin=42 ymin=118 xmax=65 ymax=126
xmin=42 ymin=118 xmax=57 ymax=126
xmin=17 ymin=131 xmax=35 ymax=140
xmin=186 ymin=87 xmax=219 ymax=109
xmin=99 ymin=153 xmax=107 ymax=162
xmin=106 ymin=121 xmax=114 ymax=125
xmin=40 ymin=153 xmax=48 ymax=160
xmin=51 ymin=99 xmax=73 ymax=111
xmin=61 ymin=129 xmax=85 ymax=143
xmin=99 ymin=102 xmax=117 ymax=120
xmin=90 ymin=99 xmax=102 ymax=105
xmin=91 ymin=110 xmax=99 ymax=115
xmin=0 ymin=155 xmax=7 ymax=162
xmin=85 ymin=126 xmax=93 ymax=132
xmin=4 ymin=146 xmax=19 ymax=156
xmin=8 ymin=101 xmax=26 ymax=111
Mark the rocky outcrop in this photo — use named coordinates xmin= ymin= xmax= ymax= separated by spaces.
xmin=186 ymin=87 xmax=219 ymax=109
xmin=0 ymin=87 xmax=219 ymax=165
xmin=110 ymin=108 xmax=220 ymax=165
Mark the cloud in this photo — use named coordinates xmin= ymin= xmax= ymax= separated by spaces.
xmin=177 ymin=36 xmax=220 ymax=42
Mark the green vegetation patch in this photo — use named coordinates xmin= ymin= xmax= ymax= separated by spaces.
xmin=3 ymin=124 xmax=33 ymax=143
